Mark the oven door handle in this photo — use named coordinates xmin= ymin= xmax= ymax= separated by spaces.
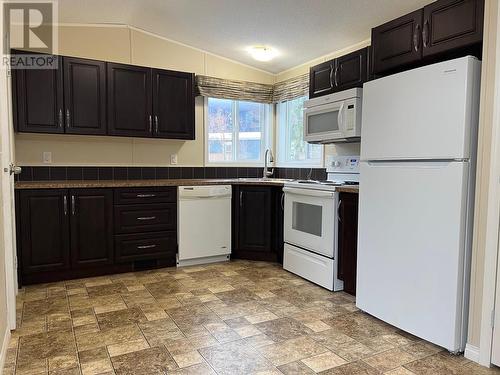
xmin=283 ymin=187 xmax=336 ymax=198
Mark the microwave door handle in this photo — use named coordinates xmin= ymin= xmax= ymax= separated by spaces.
xmin=337 ymin=102 xmax=345 ymax=132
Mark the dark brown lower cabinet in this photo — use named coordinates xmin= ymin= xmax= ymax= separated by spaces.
xmin=70 ymin=189 xmax=113 ymax=268
xmin=19 ymin=189 xmax=70 ymax=274
xmin=338 ymin=192 xmax=359 ymax=296
xmin=232 ymin=185 xmax=284 ymax=263
xmin=16 ymin=187 xmax=177 ymax=285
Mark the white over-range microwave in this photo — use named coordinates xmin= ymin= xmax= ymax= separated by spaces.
xmin=304 ymin=88 xmax=362 ymax=144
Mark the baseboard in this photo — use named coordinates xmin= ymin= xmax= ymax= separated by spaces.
xmin=0 ymin=327 xmax=11 ymax=374
xmin=464 ymin=343 xmax=480 ymax=363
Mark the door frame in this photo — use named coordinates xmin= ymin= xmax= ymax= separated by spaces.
xmin=476 ymin=0 xmax=500 ymax=366
xmin=0 ymin=22 xmax=17 ymax=332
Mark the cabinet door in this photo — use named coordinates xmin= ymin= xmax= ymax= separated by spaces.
xmin=334 ymin=47 xmax=370 ymax=92
xmin=70 ymin=189 xmax=113 ymax=268
xmin=371 ymin=9 xmax=424 ymax=74
xmin=309 ymin=60 xmax=334 ymax=98
xmin=19 ymin=189 xmax=70 ymax=274
xmin=64 ymin=57 xmax=106 ymax=135
xmin=237 ymin=186 xmax=272 ymax=253
xmin=338 ymin=193 xmax=359 ymax=296
xmin=107 ymin=63 xmax=152 ymax=137
xmin=14 ymin=53 xmax=64 ymax=133
xmin=274 ymin=188 xmax=285 ymax=264
xmin=152 ymin=69 xmax=195 ymax=140
xmin=422 ymin=0 xmax=484 ymax=57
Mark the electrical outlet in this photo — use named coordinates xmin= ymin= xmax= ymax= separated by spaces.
xmin=43 ymin=152 xmax=52 ymax=164
xmin=170 ymin=154 xmax=178 ymax=165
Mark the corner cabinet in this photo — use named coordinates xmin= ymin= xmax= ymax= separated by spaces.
xmin=232 ymin=185 xmax=284 ymax=263
xmin=309 ymin=47 xmax=371 ymax=99
xmin=12 ymin=51 xmax=195 ymax=140
xmin=372 ymin=0 xmax=484 ymax=75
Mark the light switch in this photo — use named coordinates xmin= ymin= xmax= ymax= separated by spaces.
xmin=170 ymin=154 xmax=178 ymax=165
xmin=43 ymin=152 xmax=52 ymax=164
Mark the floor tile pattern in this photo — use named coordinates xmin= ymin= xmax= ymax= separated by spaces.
xmin=3 ymin=260 xmax=500 ymax=374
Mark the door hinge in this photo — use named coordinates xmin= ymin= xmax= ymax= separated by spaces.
xmin=14 ymin=256 xmax=18 ymax=269
xmin=492 ymin=309 xmax=496 ymax=328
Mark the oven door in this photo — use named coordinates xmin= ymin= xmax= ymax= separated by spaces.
xmin=283 ymin=187 xmax=338 ymax=258
xmin=304 ymin=100 xmax=345 ymax=143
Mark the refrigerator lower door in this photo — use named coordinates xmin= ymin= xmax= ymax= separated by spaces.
xmin=357 ymin=161 xmax=471 ymax=352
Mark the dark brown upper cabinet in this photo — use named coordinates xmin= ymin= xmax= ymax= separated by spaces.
xmin=107 ymin=63 xmax=153 ymax=138
xmin=70 ymin=189 xmax=113 ymax=269
xmin=372 ymin=0 xmax=484 ymax=75
xmin=14 ymin=53 xmax=64 ymax=134
xmin=422 ymin=0 xmax=484 ymax=57
xmin=309 ymin=60 xmax=335 ymax=98
xmin=309 ymin=47 xmax=371 ymax=99
xmin=18 ymin=189 xmax=70 ymax=274
xmin=152 ymin=69 xmax=195 ymax=140
xmin=371 ymin=9 xmax=424 ymax=75
xmin=64 ymin=57 xmax=107 ymax=135
xmin=335 ymin=47 xmax=371 ymax=92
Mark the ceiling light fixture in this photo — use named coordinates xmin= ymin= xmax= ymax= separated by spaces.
xmin=246 ymin=46 xmax=278 ymax=62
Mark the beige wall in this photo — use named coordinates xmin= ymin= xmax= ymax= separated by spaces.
xmin=468 ymin=0 xmax=500 ymax=350
xmin=14 ymin=23 xmax=370 ymax=166
xmin=14 ymin=24 xmax=274 ymax=167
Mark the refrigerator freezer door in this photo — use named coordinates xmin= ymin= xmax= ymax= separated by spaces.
xmin=357 ymin=161 xmax=471 ymax=351
xmin=361 ymin=57 xmax=480 ymax=161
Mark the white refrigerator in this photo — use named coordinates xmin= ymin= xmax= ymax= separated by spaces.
xmin=356 ymin=56 xmax=481 ymax=352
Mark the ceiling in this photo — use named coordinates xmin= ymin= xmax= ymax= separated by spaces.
xmin=58 ymin=0 xmax=433 ymax=74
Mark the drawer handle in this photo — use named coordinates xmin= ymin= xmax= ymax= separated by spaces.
xmin=137 ymin=216 xmax=156 ymax=221
xmin=137 ymin=244 xmax=157 ymax=249
xmin=136 ymin=194 xmax=156 ymax=198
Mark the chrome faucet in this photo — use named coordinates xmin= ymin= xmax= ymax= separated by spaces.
xmin=263 ymin=148 xmax=274 ymax=178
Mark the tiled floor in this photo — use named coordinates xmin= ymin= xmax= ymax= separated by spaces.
xmin=3 ymin=260 xmax=500 ymax=375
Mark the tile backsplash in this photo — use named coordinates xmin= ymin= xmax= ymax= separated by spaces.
xmin=17 ymin=166 xmax=327 ymax=182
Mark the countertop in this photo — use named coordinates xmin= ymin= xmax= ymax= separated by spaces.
xmin=14 ymin=178 xmax=359 ymax=193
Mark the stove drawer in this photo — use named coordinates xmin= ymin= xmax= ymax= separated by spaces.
xmin=283 ymin=243 xmax=342 ymax=291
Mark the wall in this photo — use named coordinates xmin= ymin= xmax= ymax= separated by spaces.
xmin=467 ymin=0 xmax=500 ymax=358
xmin=14 ymin=24 xmax=275 ymax=167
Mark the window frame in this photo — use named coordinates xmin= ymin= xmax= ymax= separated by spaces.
xmin=276 ymin=96 xmax=324 ymax=168
xmin=204 ymin=97 xmax=272 ymax=167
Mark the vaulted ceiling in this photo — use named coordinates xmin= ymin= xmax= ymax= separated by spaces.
xmin=58 ymin=0 xmax=433 ymax=74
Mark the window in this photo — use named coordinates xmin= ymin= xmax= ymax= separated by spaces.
xmin=277 ymin=96 xmax=323 ymax=166
xmin=206 ymin=98 xmax=271 ymax=165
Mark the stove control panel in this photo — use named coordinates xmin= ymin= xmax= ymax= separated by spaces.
xmin=326 ymin=155 xmax=360 ymax=173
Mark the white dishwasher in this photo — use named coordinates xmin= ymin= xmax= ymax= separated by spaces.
xmin=177 ymin=185 xmax=232 ymax=267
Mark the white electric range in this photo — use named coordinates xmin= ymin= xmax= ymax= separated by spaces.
xmin=282 ymin=155 xmax=359 ymax=291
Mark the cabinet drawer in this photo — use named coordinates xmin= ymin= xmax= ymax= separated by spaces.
xmin=115 ymin=231 xmax=176 ymax=262
xmin=114 ymin=203 xmax=176 ymax=234
xmin=114 ymin=187 xmax=176 ymax=204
